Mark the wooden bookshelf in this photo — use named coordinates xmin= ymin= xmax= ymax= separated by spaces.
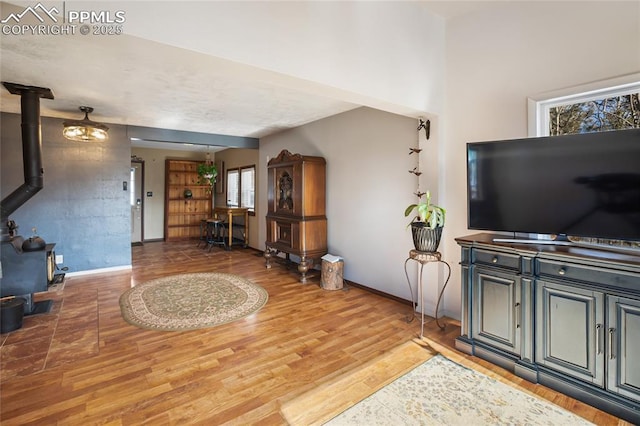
xmin=164 ymin=159 xmax=211 ymax=240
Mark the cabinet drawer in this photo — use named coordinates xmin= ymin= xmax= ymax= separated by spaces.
xmin=472 ymin=248 xmax=520 ymax=271
xmin=266 ymin=218 xmax=300 ymax=251
xmin=537 ymin=259 xmax=640 ymax=290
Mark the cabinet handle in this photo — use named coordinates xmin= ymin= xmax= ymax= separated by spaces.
xmin=492 ymin=256 xmax=498 ymax=263
xmin=558 ymin=267 xmax=566 ymax=276
xmin=608 ymin=328 xmax=616 ymax=360
xmin=515 ymin=302 xmax=521 ymax=329
xmin=596 ymin=324 xmax=602 ymax=355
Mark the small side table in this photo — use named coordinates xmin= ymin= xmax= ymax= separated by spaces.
xmin=213 ymin=207 xmax=249 ymax=249
xmin=404 ymin=250 xmax=452 ymax=337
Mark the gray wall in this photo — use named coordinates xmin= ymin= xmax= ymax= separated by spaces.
xmin=1 ymin=112 xmax=131 ymax=273
xmin=259 ymin=107 xmax=443 ymax=310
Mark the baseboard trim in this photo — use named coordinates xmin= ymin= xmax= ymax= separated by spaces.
xmin=345 ymin=280 xmax=412 ymax=307
xmin=66 ymin=265 xmax=132 ymax=277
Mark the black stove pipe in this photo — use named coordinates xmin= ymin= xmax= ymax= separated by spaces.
xmin=0 ymin=82 xmax=54 ymax=242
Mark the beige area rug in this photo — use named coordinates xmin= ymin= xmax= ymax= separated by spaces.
xmin=280 ymin=338 xmax=593 ymax=426
xmin=119 ymin=273 xmax=268 ymax=331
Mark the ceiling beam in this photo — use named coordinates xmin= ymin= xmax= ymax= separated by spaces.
xmin=127 ymin=125 xmax=259 ymax=149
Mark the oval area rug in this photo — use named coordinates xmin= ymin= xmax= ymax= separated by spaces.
xmin=119 ymin=273 xmax=268 ymax=331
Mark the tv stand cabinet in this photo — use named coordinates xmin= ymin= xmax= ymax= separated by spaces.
xmin=455 ymin=233 xmax=640 ymax=424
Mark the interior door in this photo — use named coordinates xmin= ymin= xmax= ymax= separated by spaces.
xmin=130 ymin=160 xmax=144 ymax=245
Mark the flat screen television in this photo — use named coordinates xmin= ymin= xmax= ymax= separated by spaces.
xmin=466 ymin=128 xmax=640 ymax=244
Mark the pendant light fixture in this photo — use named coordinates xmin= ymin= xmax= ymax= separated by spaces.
xmin=63 ymin=106 xmax=109 ymax=141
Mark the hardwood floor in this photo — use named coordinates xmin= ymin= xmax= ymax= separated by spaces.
xmin=0 ymin=241 xmax=628 ymax=425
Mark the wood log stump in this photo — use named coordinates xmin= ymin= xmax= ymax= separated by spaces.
xmin=321 ymin=260 xmax=344 ymax=290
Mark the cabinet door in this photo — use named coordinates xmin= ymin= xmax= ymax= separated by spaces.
xmin=472 ymin=267 xmax=521 ymax=356
xmin=535 ymin=280 xmax=604 ymax=387
xmin=607 ymin=296 xmax=640 ymax=403
xmin=272 ymin=166 xmax=297 ymax=215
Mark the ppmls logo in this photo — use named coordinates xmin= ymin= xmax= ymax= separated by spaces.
xmin=1 ymin=2 xmax=59 ymax=24
xmin=1 ymin=2 xmax=125 ymax=36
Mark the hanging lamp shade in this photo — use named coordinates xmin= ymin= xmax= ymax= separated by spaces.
xmin=63 ymin=106 xmax=109 ymax=141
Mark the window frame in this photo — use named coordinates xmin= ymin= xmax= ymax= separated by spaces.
xmin=226 ymin=164 xmax=256 ymax=215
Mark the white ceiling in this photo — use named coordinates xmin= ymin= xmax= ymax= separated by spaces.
xmin=0 ymin=1 xmax=487 ymax=150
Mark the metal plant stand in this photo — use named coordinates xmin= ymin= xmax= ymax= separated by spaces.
xmin=404 ymin=250 xmax=451 ymax=337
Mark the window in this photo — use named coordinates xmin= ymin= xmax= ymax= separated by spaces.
xmin=240 ymin=167 xmax=255 ymax=210
xmin=529 ymin=76 xmax=640 ymax=137
xmin=548 ymin=92 xmax=639 ymax=135
xmin=226 ymin=165 xmax=255 ymax=212
xmin=227 ymin=169 xmax=239 ymax=207
xmin=130 ymin=167 xmax=136 ymax=206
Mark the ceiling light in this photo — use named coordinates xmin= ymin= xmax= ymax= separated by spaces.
xmin=63 ymin=106 xmax=109 ymax=141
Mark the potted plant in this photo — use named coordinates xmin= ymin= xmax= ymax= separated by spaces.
xmin=404 ymin=190 xmax=446 ymax=252
xmin=197 ymin=162 xmax=218 ymax=188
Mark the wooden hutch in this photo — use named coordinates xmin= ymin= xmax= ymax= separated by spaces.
xmin=264 ymin=150 xmax=327 ymax=283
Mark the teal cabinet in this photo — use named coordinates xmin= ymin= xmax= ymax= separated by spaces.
xmin=455 ymin=233 xmax=640 ymax=424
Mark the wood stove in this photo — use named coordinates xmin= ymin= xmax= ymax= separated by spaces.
xmin=0 ymin=82 xmax=55 ymax=316
xmin=0 ymin=242 xmax=56 ymax=314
